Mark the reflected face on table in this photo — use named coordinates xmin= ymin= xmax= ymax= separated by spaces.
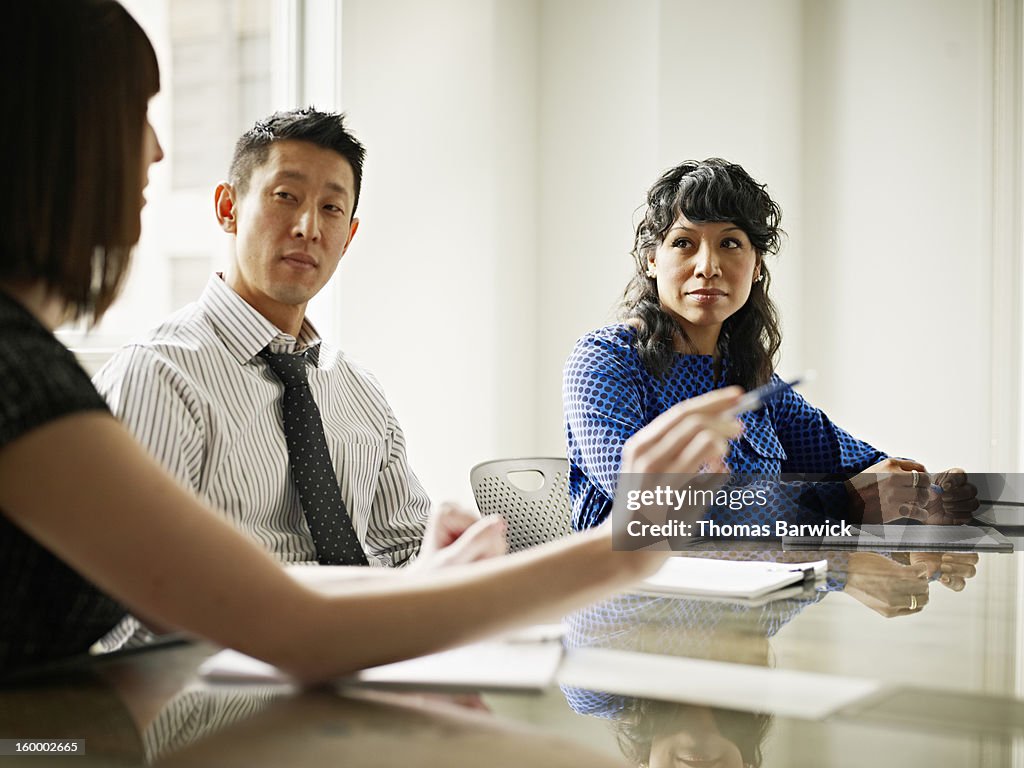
xmin=647 ymin=706 xmax=744 ymax=768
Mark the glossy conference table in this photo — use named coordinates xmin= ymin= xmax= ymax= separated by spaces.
xmin=2 ymin=540 xmax=1023 ymax=767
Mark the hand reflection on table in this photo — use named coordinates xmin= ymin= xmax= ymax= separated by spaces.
xmin=560 ymin=545 xmax=983 ymax=767
xmin=841 ymin=551 xmax=981 ymax=618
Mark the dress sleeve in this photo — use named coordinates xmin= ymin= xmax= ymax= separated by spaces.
xmin=770 ymin=384 xmax=887 ymax=474
xmin=0 ymin=324 xmax=109 ymax=450
xmin=563 ymin=331 xmax=646 ymax=516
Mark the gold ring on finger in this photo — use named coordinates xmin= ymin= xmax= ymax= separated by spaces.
xmin=909 ymin=594 xmax=918 ymax=610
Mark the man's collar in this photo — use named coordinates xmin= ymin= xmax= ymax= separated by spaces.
xmin=199 ymin=273 xmax=323 ymax=365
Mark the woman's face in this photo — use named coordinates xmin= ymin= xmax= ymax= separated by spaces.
xmin=140 ymin=112 xmax=164 ymax=209
xmin=647 ymin=214 xmax=760 ymax=355
xmin=647 ymin=706 xmax=745 ymax=768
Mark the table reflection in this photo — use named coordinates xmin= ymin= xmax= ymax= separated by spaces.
xmin=562 ymin=592 xmax=807 ymax=767
xmin=560 ymin=549 xmax=983 ymax=767
xmin=141 ymin=683 xmax=282 ymax=763
xmin=0 ymin=644 xmax=286 ymax=766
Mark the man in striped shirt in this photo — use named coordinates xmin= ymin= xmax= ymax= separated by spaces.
xmin=95 ymin=109 xmax=441 ymax=582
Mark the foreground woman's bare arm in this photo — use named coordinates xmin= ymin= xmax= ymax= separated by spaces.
xmin=0 ymin=389 xmax=740 ymax=682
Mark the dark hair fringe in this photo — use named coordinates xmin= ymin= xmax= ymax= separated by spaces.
xmin=622 ymin=159 xmax=784 ymax=390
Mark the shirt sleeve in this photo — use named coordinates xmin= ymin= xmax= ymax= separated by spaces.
xmin=770 ymin=384 xmax=887 ymax=475
xmin=93 ymin=346 xmax=207 ymax=492
xmin=563 ymin=331 xmax=647 ymax=521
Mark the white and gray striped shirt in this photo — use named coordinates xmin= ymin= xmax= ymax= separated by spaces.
xmin=93 ymin=273 xmax=430 ymax=568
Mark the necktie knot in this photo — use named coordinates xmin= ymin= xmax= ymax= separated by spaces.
xmin=259 ymin=347 xmax=308 ymax=388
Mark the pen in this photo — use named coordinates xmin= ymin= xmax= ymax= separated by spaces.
xmin=730 ymin=377 xmax=802 ymax=416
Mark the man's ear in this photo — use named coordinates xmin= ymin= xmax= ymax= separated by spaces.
xmin=214 ymin=182 xmax=238 ymax=233
xmin=340 ymin=217 xmax=360 ymax=259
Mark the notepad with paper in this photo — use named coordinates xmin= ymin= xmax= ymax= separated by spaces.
xmin=199 ymin=627 xmax=565 ymax=693
xmin=634 ymin=556 xmax=827 ymax=605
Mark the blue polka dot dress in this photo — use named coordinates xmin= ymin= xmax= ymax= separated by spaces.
xmin=563 ymin=324 xmax=887 ymax=530
xmin=561 ymin=591 xmax=821 ymax=718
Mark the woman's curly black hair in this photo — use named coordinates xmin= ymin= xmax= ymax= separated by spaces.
xmin=622 ymin=158 xmax=784 ymax=390
xmin=614 ymin=700 xmax=771 ymax=768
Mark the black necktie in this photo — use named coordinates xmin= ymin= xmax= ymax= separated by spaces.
xmin=259 ymin=347 xmax=368 ymax=566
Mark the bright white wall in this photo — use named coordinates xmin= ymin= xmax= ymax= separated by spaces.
xmin=536 ymin=0 xmax=808 ymax=454
xmin=334 ymin=0 xmax=1014 ymax=503
xmin=73 ymin=1 xmax=1014 ymax=503
xmin=801 ymin=0 xmax=996 ymax=471
xmin=337 ymin=0 xmax=538 ymax=503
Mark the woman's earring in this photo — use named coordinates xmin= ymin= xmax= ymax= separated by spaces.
xmin=646 ymin=264 xmax=657 ymax=278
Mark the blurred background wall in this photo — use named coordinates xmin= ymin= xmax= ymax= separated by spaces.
xmin=77 ymin=0 xmax=1022 ymax=504
xmin=336 ymin=0 xmax=1021 ymax=501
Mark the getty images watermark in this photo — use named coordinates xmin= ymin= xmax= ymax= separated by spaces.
xmin=610 ymin=473 xmax=859 ymax=551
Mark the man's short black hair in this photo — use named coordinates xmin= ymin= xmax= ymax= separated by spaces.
xmin=229 ymin=107 xmax=366 ymax=215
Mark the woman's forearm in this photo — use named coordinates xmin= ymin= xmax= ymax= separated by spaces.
xmin=275 ymin=528 xmax=654 ymax=681
xmin=0 ymin=413 xmax=660 ymax=683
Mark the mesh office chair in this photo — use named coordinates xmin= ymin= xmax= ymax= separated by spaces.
xmin=470 ymin=458 xmax=573 ymax=553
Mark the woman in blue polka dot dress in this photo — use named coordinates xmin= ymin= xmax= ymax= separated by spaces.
xmin=563 ymin=159 xmax=976 ymax=531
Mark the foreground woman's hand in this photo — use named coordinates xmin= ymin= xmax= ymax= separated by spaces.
xmin=613 ymin=388 xmax=744 ymax=550
xmin=620 ymin=387 xmax=745 ymax=476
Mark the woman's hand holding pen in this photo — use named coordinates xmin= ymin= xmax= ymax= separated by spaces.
xmin=621 ymin=387 xmax=744 ymax=476
xmin=612 ymin=388 xmax=744 ymax=554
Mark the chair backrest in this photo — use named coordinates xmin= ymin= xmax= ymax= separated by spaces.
xmin=470 ymin=458 xmax=572 ymax=553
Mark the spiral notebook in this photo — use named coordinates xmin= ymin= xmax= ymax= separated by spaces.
xmin=634 ymin=556 xmax=827 ymax=605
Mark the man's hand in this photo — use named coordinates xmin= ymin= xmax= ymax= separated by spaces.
xmin=413 ymin=502 xmax=508 ymax=570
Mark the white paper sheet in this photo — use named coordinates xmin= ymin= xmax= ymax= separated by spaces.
xmin=199 ymin=635 xmax=564 ymax=693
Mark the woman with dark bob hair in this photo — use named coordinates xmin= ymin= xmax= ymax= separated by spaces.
xmin=564 ymin=159 xmax=977 ymax=531
xmin=0 ymin=1 xmax=744 ymax=678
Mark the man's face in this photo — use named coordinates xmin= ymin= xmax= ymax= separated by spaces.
xmin=219 ymin=139 xmax=359 ymax=326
